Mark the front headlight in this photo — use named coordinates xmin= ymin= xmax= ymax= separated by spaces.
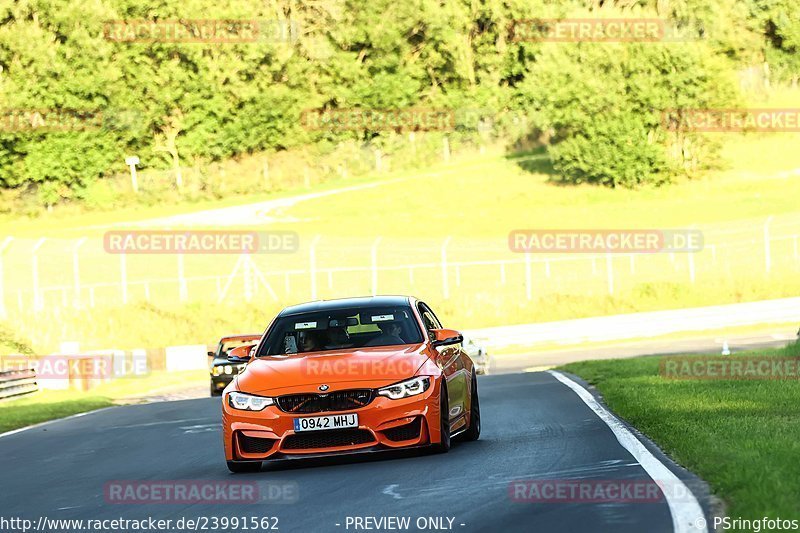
xmin=378 ymin=376 xmax=431 ymax=400
xmin=212 ymin=366 xmax=224 ymax=376
xmin=224 ymin=365 xmax=233 ymax=374
xmin=227 ymin=391 xmax=274 ymax=411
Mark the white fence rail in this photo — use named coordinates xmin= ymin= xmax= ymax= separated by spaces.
xmin=2 ymin=214 xmax=800 ymax=317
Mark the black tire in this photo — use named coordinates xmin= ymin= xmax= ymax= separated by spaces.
xmin=226 ymin=461 xmax=261 ymax=473
xmin=211 ymin=385 xmax=222 ymax=397
xmin=460 ymin=373 xmax=481 ymax=442
xmin=433 ymin=382 xmax=451 ymax=453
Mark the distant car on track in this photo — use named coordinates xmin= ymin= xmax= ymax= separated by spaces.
xmin=221 ymin=295 xmax=480 ymax=473
xmin=209 ymin=334 xmax=262 ymax=396
xmin=462 ymin=335 xmax=491 ymax=375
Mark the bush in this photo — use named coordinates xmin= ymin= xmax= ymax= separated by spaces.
xmin=519 ymin=19 xmax=739 ymax=187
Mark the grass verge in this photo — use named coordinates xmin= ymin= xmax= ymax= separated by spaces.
xmin=559 ymin=342 xmax=800 ymax=518
xmin=0 ymin=369 xmax=207 ymax=434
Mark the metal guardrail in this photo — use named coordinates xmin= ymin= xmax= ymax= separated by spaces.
xmin=0 ymin=368 xmax=38 ymax=400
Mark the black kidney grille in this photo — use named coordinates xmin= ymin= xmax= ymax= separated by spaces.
xmin=277 ymin=389 xmax=374 ymax=413
xmin=238 ymin=433 xmax=276 ymax=454
xmin=382 ymin=417 xmax=423 ymax=442
xmin=283 ymin=429 xmax=376 ymax=450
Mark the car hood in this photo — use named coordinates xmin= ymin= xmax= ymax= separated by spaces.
xmin=236 ymin=344 xmax=429 ymax=395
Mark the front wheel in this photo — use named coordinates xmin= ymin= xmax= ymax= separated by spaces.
xmin=226 ymin=461 xmax=261 ymax=473
xmin=433 ymin=382 xmax=451 ymax=453
xmin=460 ymin=373 xmax=481 ymax=442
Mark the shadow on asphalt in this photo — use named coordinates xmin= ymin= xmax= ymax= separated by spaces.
xmin=231 ymin=440 xmax=488 ymax=474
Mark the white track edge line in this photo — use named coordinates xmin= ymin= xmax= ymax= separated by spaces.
xmin=547 ymin=370 xmax=708 ymax=533
xmin=0 ymin=406 xmax=116 ymax=439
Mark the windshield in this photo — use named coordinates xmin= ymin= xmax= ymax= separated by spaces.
xmin=257 ymin=306 xmax=423 ymax=356
xmin=218 ymin=338 xmax=259 ymax=358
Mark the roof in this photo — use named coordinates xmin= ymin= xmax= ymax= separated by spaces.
xmin=279 ymin=295 xmax=415 ymax=316
xmin=219 ymin=334 xmax=262 ymax=342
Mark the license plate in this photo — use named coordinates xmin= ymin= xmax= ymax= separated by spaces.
xmin=293 ymin=413 xmax=358 ymax=432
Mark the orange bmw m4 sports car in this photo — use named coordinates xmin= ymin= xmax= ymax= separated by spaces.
xmin=221 ymin=295 xmax=480 ymax=473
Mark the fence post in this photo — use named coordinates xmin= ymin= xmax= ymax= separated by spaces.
xmin=524 ymin=253 xmax=532 ymax=300
xmin=72 ymin=238 xmax=86 ymax=308
xmin=310 ymin=236 xmax=321 ymax=300
xmin=32 ymin=238 xmax=46 ymax=312
xmin=120 ymin=251 xmax=128 ymax=305
xmin=0 ymin=237 xmax=12 ymax=318
xmin=441 ymin=237 xmax=451 ymax=299
xmin=177 ymin=253 xmax=188 ymax=301
xmin=764 ymin=216 xmax=773 ymax=274
xmin=371 ymin=237 xmax=382 ymax=296
xmin=606 ymin=253 xmax=614 ymax=295
xmin=243 ymin=255 xmax=253 ymax=302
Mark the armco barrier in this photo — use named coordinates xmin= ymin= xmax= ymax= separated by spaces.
xmin=0 ymin=367 xmax=38 ymax=400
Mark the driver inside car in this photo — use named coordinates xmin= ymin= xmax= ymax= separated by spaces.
xmin=364 ymin=320 xmax=405 ymax=347
xmin=324 ymin=326 xmax=353 ymax=349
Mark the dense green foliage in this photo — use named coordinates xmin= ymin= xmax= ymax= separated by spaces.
xmin=0 ymin=0 xmax=796 ymax=202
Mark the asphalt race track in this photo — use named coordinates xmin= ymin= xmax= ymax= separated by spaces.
xmin=0 ymin=372 xmax=715 ymax=533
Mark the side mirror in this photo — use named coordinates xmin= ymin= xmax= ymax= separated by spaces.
xmin=430 ymin=328 xmax=463 ymax=348
xmin=228 ymin=344 xmax=256 ymax=364
xmin=207 ymin=351 xmax=215 ymax=358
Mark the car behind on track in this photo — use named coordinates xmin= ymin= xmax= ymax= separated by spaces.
xmin=209 ymin=334 xmax=262 ymax=396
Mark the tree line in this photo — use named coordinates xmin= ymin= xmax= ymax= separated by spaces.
xmin=0 ymin=0 xmax=797 ymax=205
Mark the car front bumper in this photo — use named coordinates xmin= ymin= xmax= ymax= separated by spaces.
xmin=222 ymin=380 xmax=443 ymax=461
